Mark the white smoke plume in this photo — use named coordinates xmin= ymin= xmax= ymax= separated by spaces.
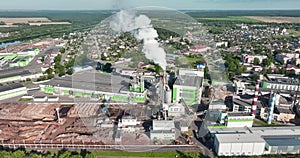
xmin=110 ymin=10 xmax=167 ymax=70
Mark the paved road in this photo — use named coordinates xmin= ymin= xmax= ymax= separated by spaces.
xmin=190 ymin=118 xmax=214 ymax=158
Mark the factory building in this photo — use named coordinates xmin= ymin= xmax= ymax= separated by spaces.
xmin=0 ymin=49 xmax=40 ymax=68
xmin=9 ymin=56 xmax=33 ymax=67
xmin=210 ymin=126 xmax=300 ymax=156
xmin=150 ymin=120 xmax=176 ymax=141
xmin=226 ymin=112 xmax=254 ymax=128
xmin=261 ymin=80 xmax=299 ymax=91
xmin=163 ymin=103 xmax=185 ymax=117
xmin=206 ymin=111 xmax=254 ymax=128
xmin=173 ymin=69 xmax=204 ymax=104
xmin=0 ymin=83 xmax=27 ymax=101
xmin=0 ymin=69 xmax=43 ymax=84
xmin=214 ymin=134 xmax=265 ymax=156
xmin=40 ymin=72 xmax=146 ymax=103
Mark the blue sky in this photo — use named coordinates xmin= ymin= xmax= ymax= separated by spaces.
xmin=1 ymin=0 xmax=300 ymax=10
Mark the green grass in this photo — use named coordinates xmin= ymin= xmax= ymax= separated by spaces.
xmin=197 ymin=16 xmax=262 ymax=23
xmin=253 ymin=119 xmax=284 ymax=127
xmin=18 ymin=98 xmax=32 ymax=102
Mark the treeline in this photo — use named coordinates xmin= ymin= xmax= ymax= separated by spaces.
xmin=0 ymin=11 xmax=111 ymax=43
xmin=186 ymin=10 xmax=300 ymax=18
xmin=155 ymin=27 xmax=181 ymax=40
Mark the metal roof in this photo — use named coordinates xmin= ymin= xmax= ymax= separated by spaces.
xmin=153 ymin=120 xmax=175 ymax=130
xmin=264 ymin=136 xmax=300 ymax=147
xmin=44 ymin=71 xmax=130 ymax=93
xmin=0 ymin=83 xmax=25 ymax=93
xmin=174 ymin=75 xmax=202 ymax=87
xmin=0 ymin=70 xmax=31 ymax=79
xmin=215 ymin=133 xmax=265 ymax=144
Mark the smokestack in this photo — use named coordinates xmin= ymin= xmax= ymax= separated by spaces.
xmin=252 ymin=80 xmax=260 ymax=115
xmin=110 ymin=10 xmax=167 ymax=70
xmin=267 ymin=92 xmax=276 ymax=124
xmin=56 ymin=108 xmax=61 ymax=124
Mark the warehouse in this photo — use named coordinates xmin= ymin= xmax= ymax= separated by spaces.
xmin=0 ymin=69 xmax=43 ymax=83
xmin=214 ymin=133 xmax=265 ymax=156
xmin=210 ymin=126 xmax=300 ymax=156
xmin=0 ymin=83 xmax=27 ymax=101
xmin=40 ymin=72 xmax=146 ymax=103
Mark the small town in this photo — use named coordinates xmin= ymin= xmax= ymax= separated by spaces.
xmin=0 ymin=1 xmax=300 ymax=158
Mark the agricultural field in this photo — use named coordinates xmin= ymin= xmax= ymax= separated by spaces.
xmin=0 ymin=17 xmax=70 ymax=27
xmin=246 ymin=16 xmax=300 ymax=23
xmin=197 ymin=16 xmax=262 ymax=23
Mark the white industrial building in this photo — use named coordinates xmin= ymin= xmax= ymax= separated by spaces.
xmin=119 ymin=116 xmax=138 ymax=127
xmin=214 ymin=134 xmax=265 ymax=156
xmin=0 ymin=83 xmax=28 ymax=101
xmin=150 ymin=120 xmax=176 ymax=141
xmin=210 ymin=126 xmax=300 ymax=156
xmin=162 ymin=103 xmax=185 ymax=117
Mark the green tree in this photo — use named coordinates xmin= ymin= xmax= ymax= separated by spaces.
xmin=60 ymin=47 xmax=66 ymax=54
xmin=253 ymin=57 xmax=260 ymax=65
xmin=285 ymin=69 xmax=296 ymax=77
xmin=66 ymin=68 xmax=74 ymax=75
xmin=155 ymin=64 xmax=163 ymax=74
xmin=45 ymin=68 xmax=54 ymax=75
xmin=251 ymin=74 xmax=260 ymax=81
xmin=262 ymin=58 xmax=271 ymax=67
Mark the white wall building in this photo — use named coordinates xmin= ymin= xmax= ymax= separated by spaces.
xmin=150 ymin=120 xmax=176 ymax=141
xmin=120 ymin=116 xmax=138 ymax=127
xmin=214 ymin=134 xmax=265 ymax=156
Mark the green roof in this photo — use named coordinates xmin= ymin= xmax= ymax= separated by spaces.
xmin=4 ymin=54 xmax=18 ymax=60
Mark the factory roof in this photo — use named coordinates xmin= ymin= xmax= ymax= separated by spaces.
xmin=264 ymin=136 xmax=300 ymax=147
xmin=227 ymin=112 xmax=253 ymax=117
xmin=45 ymin=71 xmax=130 ymax=93
xmin=153 ymin=120 xmax=175 ymax=130
xmin=250 ymin=126 xmax=300 ymax=136
xmin=209 ymin=126 xmax=300 ymax=137
xmin=233 ymin=97 xmax=263 ymax=108
xmin=0 ymin=83 xmax=25 ymax=93
xmin=174 ymin=75 xmax=202 ymax=87
xmin=215 ymin=133 xmax=265 ymax=144
xmin=0 ymin=68 xmax=30 ymax=79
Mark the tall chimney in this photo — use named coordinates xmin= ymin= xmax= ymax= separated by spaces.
xmin=56 ymin=108 xmax=61 ymax=124
xmin=252 ymin=80 xmax=260 ymax=115
xmin=268 ymin=92 xmax=276 ymax=124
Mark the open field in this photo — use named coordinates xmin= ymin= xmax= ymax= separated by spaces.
xmin=246 ymin=16 xmax=300 ymax=23
xmin=0 ymin=17 xmax=71 ymax=27
xmin=197 ymin=16 xmax=262 ymax=23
